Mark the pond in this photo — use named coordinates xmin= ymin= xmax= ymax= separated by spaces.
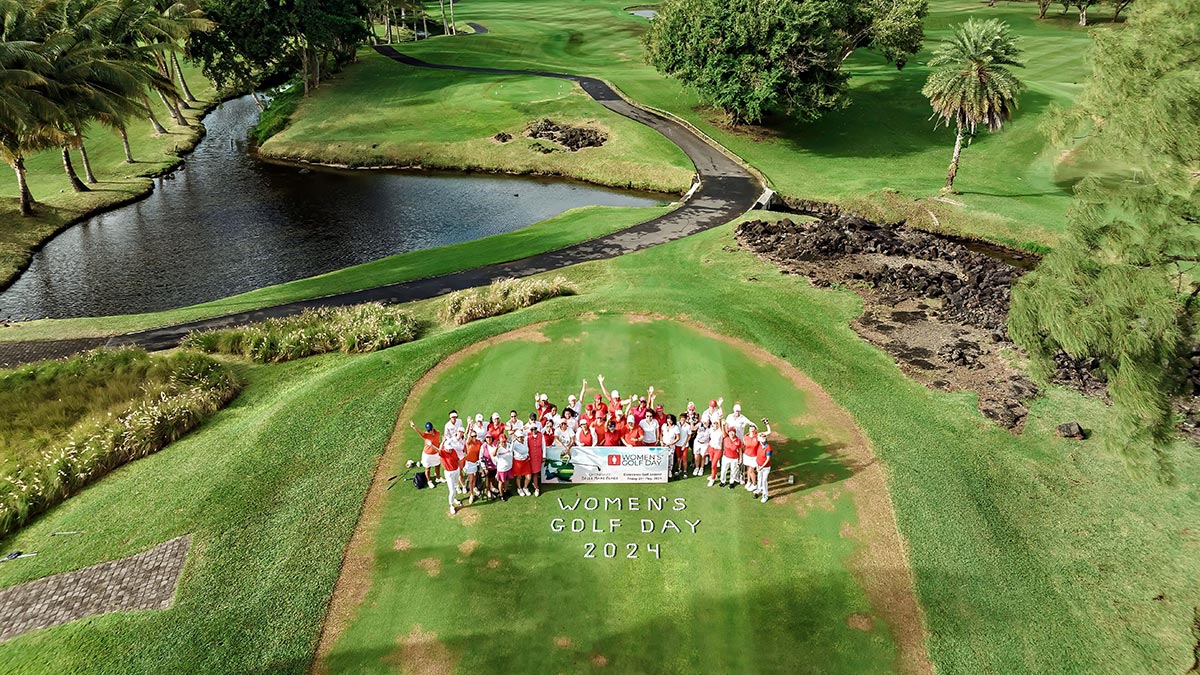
xmin=0 ymin=95 xmax=664 ymax=320
xmin=628 ymin=9 xmax=657 ymax=18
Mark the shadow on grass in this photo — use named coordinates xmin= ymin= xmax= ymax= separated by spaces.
xmin=318 ymin=540 xmax=902 ymax=675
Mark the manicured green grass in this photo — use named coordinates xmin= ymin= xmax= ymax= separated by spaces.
xmin=0 ymin=204 xmax=669 ymax=342
xmin=299 ymin=0 xmax=1108 ymax=248
xmin=261 ymin=48 xmax=695 ymax=193
xmin=0 ymin=63 xmax=219 ymax=288
xmin=1 ymin=219 xmax=1195 ymax=674
xmin=324 ymin=314 xmax=895 ymax=674
xmin=0 ymin=349 xmax=179 ymax=470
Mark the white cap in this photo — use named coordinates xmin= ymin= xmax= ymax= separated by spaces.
xmin=758 ymin=433 xmax=768 ymax=442
xmin=733 ymin=404 xmax=742 ymax=413
xmin=569 ymin=395 xmax=577 ymax=402
xmin=688 ymin=401 xmax=696 ymax=409
xmin=475 ymin=414 xmax=483 ymax=422
xmin=611 ymin=390 xmax=619 ymax=399
xmin=540 ymin=394 xmax=548 ymax=401
xmin=748 ymin=421 xmax=757 ymax=428
xmin=491 ymin=412 xmax=500 ymax=419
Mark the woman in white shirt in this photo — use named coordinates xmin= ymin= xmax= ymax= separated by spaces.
xmin=659 ymin=415 xmax=681 ymax=476
xmin=491 ymin=435 xmax=514 ymax=502
xmin=693 ymin=420 xmax=711 ymax=477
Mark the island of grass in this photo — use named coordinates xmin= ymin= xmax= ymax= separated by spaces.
xmin=0 ymin=221 xmax=1196 ymax=674
xmin=263 ymin=0 xmax=1110 ymax=250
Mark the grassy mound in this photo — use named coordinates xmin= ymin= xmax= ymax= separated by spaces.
xmin=0 ymin=349 xmax=239 ymax=537
xmin=182 ymin=303 xmax=420 ymax=363
xmin=440 ymin=276 xmax=574 ymax=324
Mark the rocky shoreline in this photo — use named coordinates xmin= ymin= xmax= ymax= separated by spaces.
xmin=737 ymin=216 xmax=1200 ymax=438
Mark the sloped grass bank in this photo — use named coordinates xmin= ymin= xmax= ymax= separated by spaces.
xmin=0 ymin=349 xmax=239 ymax=537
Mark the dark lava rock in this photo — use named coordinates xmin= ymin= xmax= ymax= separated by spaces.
xmin=494 ymin=132 xmax=513 ymax=143
xmin=735 ymin=217 xmax=1024 ymax=331
xmin=526 ymin=118 xmax=606 ymax=151
xmin=1056 ymin=422 xmax=1086 ymax=440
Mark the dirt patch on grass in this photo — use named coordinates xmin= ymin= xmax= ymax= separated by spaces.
xmin=393 ymin=538 xmax=412 ymax=552
xmin=848 ymin=613 xmax=875 ymax=632
xmin=455 ymin=508 xmax=481 ymax=526
xmin=486 ymin=558 xmax=501 ymax=569
xmin=384 ymin=624 xmax=457 ymax=675
xmin=309 ymin=323 xmax=551 ymax=675
xmin=458 ymin=539 xmax=479 ymax=556
xmin=554 ymin=636 xmax=574 ymax=648
xmin=417 ymin=558 xmax=441 ymax=577
xmin=676 ymin=317 xmax=933 ymax=675
xmin=591 ymin=654 xmax=609 ymax=667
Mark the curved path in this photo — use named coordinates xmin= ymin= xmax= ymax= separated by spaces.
xmin=0 ymin=42 xmax=760 ymax=364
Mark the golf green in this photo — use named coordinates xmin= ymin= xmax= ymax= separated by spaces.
xmin=317 ymin=314 xmax=928 ymax=674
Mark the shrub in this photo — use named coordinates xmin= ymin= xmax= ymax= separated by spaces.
xmin=440 ymin=276 xmax=575 ymax=325
xmin=181 ymin=303 xmax=420 ymax=363
xmin=0 ymin=350 xmax=240 ymax=537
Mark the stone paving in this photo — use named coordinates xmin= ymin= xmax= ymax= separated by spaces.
xmin=0 ymin=535 xmax=191 ymax=642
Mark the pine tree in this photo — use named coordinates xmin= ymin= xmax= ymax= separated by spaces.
xmin=1009 ymin=0 xmax=1200 ymax=467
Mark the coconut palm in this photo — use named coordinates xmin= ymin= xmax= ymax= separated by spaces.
xmin=0 ymin=0 xmax=62 ymax=214
xmin=921 ymin=18 xmax=1024 ymax=192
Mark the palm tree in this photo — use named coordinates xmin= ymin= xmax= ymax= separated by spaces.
xmin=0 ymin=0 xmax=63 ymax=214
xmin=921 ymin=18 xmax=1024 ymax=192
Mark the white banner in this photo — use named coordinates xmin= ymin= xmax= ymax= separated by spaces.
xmin=543 ymin=445 xmax=670 ymax=483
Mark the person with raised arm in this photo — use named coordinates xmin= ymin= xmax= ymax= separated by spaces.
xmin=741 ymin=421 xmax=761 ymax=493
xmin=410 ymin=420 xmax=443 ymax=486
xmin=754 ymin=418 xmax=774 ymax=503
xmin=693 ymin=418 xmax=711 ymax=477
xmin=701 ymin=398 xmax=725 ymax=426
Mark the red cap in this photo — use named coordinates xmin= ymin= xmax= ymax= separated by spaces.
xmin=709 ymin=400 xmax=717 ymax=407
xmin=655 ymin=405 xmax=663 ymax=411
xmin=594 ymin=393 xmax=602 ymax=401
xmin=585 ymin=403 xmax=594 ymax=412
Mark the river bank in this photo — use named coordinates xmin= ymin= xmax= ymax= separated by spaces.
xmin=0 ymin=74 xmax=225 ymax=291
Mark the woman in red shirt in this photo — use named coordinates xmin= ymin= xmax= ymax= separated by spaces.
xmin=719 ymin=427 xmax=742 ymax=489
xmin=602 ymin=419 xmax=621 ymax=447
xmin=741 ymin=422 xmax=761 ymax=493
xmin=755 ymin=419 xmax=773 ymax=503
xmin=621 ymin=414 xmax=643 ymax=447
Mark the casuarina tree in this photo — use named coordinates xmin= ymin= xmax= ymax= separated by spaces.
xmin=921 ymin=17 xmax=1023 ymax=192
xmin=1009 ymin=0 xmax=1200 ymax=469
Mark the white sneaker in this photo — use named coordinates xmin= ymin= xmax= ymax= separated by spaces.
xmin=534 ymin=489 xmax=541 ymax=497
xmin=454 ymin=500 xmax=462 ymax=507
xmin=760 ymin=495 xmax=768 ymax=503
xmin=707 ymin=478 xmax=715 ymax=487
xmin=449 ymin=505 xmax=457 ymax=515
xmin=468 ymin=495 xmax=475 ymax=505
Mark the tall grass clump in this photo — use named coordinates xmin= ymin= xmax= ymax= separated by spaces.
xmin=440 ymin=276 xmax=575 ymax=325
xmin=181 ymin=303 xmax=420 ymax=363
xmin=0 ymin=349 xmax=240 ymax=537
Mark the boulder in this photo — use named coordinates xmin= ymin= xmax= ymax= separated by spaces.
xmin=1055 ymin=422 xmax=1086 ymax=440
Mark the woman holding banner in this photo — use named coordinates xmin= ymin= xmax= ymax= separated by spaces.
xmin=527 ymin=414 xmax=545 ymax=497
xmin=660 ymin=414 xmax=681 ymax=476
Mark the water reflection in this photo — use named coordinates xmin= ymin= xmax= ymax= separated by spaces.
xmin=0 ymin=95 xmax=663 ymax=320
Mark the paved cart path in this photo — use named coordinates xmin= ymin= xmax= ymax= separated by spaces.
xmin=0 ymin=41 xmax=761 ymax=364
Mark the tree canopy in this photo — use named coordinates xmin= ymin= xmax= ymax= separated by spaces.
xmin=1009 ymin=0 xmax=1200 ymax=466
xmin=643 ymin=0 xmax=927 ymax=125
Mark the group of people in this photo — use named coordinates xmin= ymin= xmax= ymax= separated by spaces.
xmin=410 ymin=375 xmax=775 ymax=515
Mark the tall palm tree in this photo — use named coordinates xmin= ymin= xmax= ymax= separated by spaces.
xmin=921 ymin=18 xmax=1024 ymax=192
xmin=0 ymin=0 xmax=62 ymax=214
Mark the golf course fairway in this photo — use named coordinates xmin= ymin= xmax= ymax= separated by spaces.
xmin=316 ymin=314 xmax=928 ymax=675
